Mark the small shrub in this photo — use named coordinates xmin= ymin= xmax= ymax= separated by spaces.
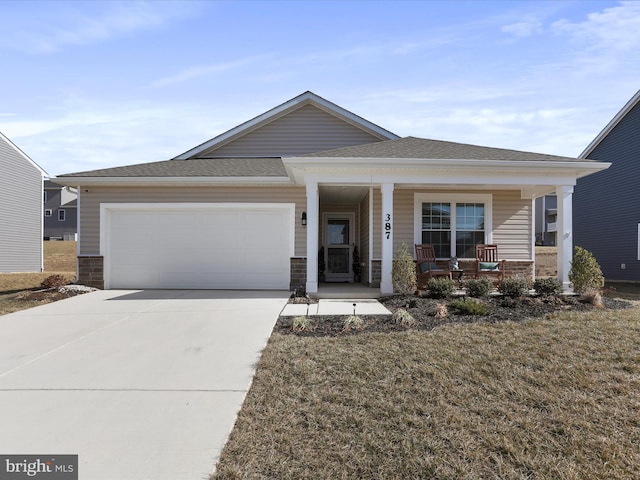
xmin=40 ymin=274 xmax=68 ymax=290
xmin=392 ymin=242 xmax=417 ymax=295
xmin=292 ymin=316 xmax=314 ymax=332
xmin=427 ymin=277 xmax=456 ymax=299
xmin=533 ymin=278 xmax=563 ymax=297
xmin=569 ymin=246 xmax=605 ymax=294
xmin=343 ymin=315 xmax=365 ymax=331
xmin=579 ymin=288 xmax=604 ymax=308
xmin=498 ymin=278 xmax=529 ymax=298
xmin=465 ymin=278 xmax=493 ymax=298
xmin=392 ymin=308 xmax=416 ymax=327
xmin=448 ymin=298 xmax=491 ymax=316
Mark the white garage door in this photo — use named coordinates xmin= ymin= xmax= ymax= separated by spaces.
xmin=102 ymin=203 xmax=294 ymax=290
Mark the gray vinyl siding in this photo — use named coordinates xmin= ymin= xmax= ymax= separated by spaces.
xmin=0 ymin=136 xmax=44 ymax=272
xmin=575 ymin=101 xmax=640 ymax=282
xmin=44 ymin=185 xmax=78 ymax=239
xmin=374 ymin=189 xmax=532 ymax=260
xmin=492 ymin=191 xmax=532 ymax=259
xmin=202 ymin=105 xmax=384 ymax=157
xmin=78 ymin=186 xmax=307 ymax=257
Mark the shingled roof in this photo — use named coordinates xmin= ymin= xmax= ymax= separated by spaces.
xmin=57 ymin=136 xmax=598 ymax=180
xmin=58 ymin=157 xmax=287 ymax=178
xmin=304 ymin=136 xmax=592 ymax=162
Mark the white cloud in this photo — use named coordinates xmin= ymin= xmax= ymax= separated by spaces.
xmin=150 ymin=55 xmax=273 ymax=88
xmin=552 ymin=1 xmax=640 ymax=52
xmin=502 ymin=18 xmax=543 ymax=37
xmin=0 ymin=99 xmax=228 ymax=175
xmin=0 ymin=1 xmax=200 ymax=54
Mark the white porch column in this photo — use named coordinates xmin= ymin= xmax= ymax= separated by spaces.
xmin=556 ymin=185 xmax=574 ymax=292
xmin=306 ymin=181 xmax=319 ymax=294
xmin=380 ymin=183 xmax=395 ymax=294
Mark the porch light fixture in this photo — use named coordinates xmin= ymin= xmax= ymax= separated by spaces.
xmin=301 ymin=211 xmax=307 ymax=226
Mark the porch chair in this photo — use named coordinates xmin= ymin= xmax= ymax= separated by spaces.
xmin=415 ymin=244 xmax=452 ymax=290
xmin=474 ymin=244 xmax=505 ymax=284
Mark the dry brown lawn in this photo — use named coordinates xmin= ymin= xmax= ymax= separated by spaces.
xmin=0 ymin=241 xmax=76 ymax=315
xmin=535 ymin=246 xmax=557 ymax=278
xmin=213 ymin=305 xmax=640 ymax=480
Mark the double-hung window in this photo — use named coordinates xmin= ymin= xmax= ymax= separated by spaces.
xmin=414 ymin=194 xmax=492 ymax=259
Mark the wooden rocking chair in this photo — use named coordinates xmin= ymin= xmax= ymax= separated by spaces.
xmin=474 ymin=244 xmax=505 ymax=284
xmin=415 ymin=244 xmax=452 ymax=290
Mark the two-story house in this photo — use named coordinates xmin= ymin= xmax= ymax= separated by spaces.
xmin=44 ymin=180 xmax=77 ymax=241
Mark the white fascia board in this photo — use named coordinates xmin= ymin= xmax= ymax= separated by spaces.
xmin=285 ymin=156 xmax=609 ymax=170
xmin=304 ymin=171 xmax=579 ymax=187
xmin=284 ymin=157 xmax=610 ymax=186
xmin=307 ymin=96 xmax=400 ymax=140
xmin=51 ymin=176 xmax=294 ymax=187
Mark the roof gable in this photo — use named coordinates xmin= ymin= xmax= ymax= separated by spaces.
xmin=580 ymin=89 xmax=640 ymax=159
xmin=174 ymin=91 xmax=399 ymax=159
xmin=0 ymin=131 xmax=48 ymax=177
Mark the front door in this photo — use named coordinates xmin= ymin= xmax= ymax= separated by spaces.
xmin=324 ymin=214 xmax=354 ymax=282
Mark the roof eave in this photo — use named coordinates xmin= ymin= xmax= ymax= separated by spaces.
xmin=51 ymin=176 xmax=294 ymax=187
xmin=284 ymin=156 xmax=610 ymax=169
xmin=283 ymin=157 xmax=611 ymax=185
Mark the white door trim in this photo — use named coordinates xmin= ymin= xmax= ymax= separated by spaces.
xmin=322 ymin=212 xmax=355 ymax=282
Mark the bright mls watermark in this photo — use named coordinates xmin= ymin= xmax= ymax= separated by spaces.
xmin=0 ymin=455 xmax=77 ymax=480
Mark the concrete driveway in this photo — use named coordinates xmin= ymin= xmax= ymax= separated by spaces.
xmin=0 ymin=289 xmax=289 ymax=480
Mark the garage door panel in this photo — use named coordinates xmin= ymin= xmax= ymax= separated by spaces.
xmin=104 ymin=205 xmax=292 ymax=289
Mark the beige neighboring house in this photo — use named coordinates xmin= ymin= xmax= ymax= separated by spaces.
xmin=0 ymin=131 xmax=48 ymax=273
xmin=53 ymin=91 xmax=609 ymax=294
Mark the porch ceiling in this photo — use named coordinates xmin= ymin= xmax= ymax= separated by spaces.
xmin=319 ymin=185 xmax=370 ymax=204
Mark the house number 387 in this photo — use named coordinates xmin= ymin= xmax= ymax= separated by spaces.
xmin=385 ymin=213 xmax=392 ymax=239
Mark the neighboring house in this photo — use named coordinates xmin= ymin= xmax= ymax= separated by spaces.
xmin=534 ymin=194 xmax=557 ymax=246
xmin=0 ymin=131 xmax=47 ymax=272
xmin=53 ymin=91 xmax=609 ymax=293
xmin=44 ymin=180 xmax=78 ymax=240
xmin=574 ymin=89 xmax=640 ymax=284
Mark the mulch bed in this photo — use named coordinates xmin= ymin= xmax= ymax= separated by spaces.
xmin=15 ymin=288 xmax=90 ymax=303
xmin=275 ymin=294 xmax=634 ymax=337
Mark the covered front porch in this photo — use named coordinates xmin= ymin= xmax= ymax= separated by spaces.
xmin=299 ymin=180 xmax=577 ymax=296
xmin=281 ymin=134 xmax=610 ymax=297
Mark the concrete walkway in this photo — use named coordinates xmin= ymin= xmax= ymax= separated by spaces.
xmin=281 ymin=299 xmax=391 ymax=316
xmin=0 ymin=289 xmax=289 ymax=480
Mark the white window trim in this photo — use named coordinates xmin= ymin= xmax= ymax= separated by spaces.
xmin=637 ymin=223 xmax=640 ymax=261
xmin=414 ymin=193 xmax=493 ymax=258
xmin=58 ymin=209 xmax=66 ymax=221
xmin=44 ymin=209 xmax=52 ymax=217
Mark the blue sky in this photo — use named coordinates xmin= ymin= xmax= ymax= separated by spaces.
xmin=1 ymin=0 xmax=639 ymax=176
